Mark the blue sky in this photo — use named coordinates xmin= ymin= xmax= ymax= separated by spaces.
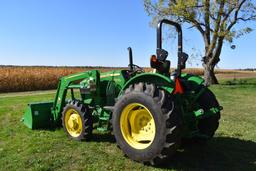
xmin=0 ymin=0 xmax=255 ymax=69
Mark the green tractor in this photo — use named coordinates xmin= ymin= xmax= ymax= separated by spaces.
xmin=22 ymin=19 xmax=222 ymax=165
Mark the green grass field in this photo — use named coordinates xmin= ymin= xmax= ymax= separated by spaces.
xmin=0 ymin=78 xmax=256 ymax=171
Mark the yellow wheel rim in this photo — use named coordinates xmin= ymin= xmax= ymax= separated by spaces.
xmin=64 ymin=108 xmax=83 ymax=137
xmin=120 ymin=103 xmax=156 ymax=149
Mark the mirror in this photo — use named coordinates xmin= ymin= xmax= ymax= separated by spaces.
xmin=156 ymin=48 xmax=168 ymax=61
xmin=179 ymin=52 xmax=188 ymax=70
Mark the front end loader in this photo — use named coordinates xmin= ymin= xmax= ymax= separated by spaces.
xmin=22 ymin=19 xmax=222 ymax=165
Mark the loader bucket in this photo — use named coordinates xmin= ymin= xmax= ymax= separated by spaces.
xmin=22 ymin=102 xmax=54 ymax=129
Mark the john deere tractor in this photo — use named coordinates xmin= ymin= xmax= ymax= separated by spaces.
xmin=22 ymin=19 xmax=222 ymax=165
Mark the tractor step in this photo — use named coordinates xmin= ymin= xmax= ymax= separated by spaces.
xmin=22 ymin=102 xmax=54 ymax=129
xmin=97 ymin=117 xmax=110 ymax=132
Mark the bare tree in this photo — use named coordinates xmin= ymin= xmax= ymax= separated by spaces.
xmin=144 ymin=0 xmax=256 ymax=85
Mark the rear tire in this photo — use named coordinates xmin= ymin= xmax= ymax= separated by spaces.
xmin=112 ymin=83 xmax=181 ymax=165
xmin=62 ymin=100 xmax=93 ymax=141
xmin=197 ymin=88 xmax=220 ymax=139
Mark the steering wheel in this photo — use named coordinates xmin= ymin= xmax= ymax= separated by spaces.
xmin=129 ymin=64 xmax=144 ymax=73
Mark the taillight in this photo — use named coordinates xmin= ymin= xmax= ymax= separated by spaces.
xmin=150 ymin=55 xmax=160 ymax=68
xmin=151 ymin=55 xmax=157 ymax=62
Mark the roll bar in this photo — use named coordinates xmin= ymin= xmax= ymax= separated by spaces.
xmin=157 ymin=19 xmax=187 ymax=77
xmin=157 ymin=19 xmax=183 ymax=54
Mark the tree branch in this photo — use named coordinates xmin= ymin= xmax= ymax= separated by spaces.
xmin=211 ymin=36 xmax=224 ymax=65
xmin=221 ymin=1 xmax=237 ymax=23
xmin=237 ymin=16 xmax=256 ymax=21
xmin=206 ymin=0 xmax=225 ymax=57
xmin=226 ymin=0 xmax=247 ymax=32
xmin=204 ymin=0 xmax=211 ymax=49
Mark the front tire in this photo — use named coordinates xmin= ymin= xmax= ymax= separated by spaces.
xmin=112 ymin=83 xmax=181 ymax=165
xmin=62 ymin=100 xmax=93 ymax=141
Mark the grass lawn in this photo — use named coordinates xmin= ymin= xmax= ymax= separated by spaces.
xmin=0 ymin=78 xmax=256 ymax=170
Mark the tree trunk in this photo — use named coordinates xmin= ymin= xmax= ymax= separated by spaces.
xmin=202 ymin=36 xmax=223 ymax=86
xmin=203 ymin=63 xmax=218 ymax=86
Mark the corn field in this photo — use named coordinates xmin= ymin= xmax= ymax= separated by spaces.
xmin=0 ymin=66 xmax=247 ymax=92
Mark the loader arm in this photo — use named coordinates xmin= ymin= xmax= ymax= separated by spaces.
xmin=51 ymin=70 xmax=100 ymax=122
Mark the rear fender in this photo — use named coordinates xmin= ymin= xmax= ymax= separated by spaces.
xmin=119 ymin=73 xmax=175 ymax=96
xmin=180 ymin=73 xmax=205 ymax=95
xmin=181 ymin=73 xmax=204 ymax=86
xmin=179 ymin=73 xmax=206 ymax=103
